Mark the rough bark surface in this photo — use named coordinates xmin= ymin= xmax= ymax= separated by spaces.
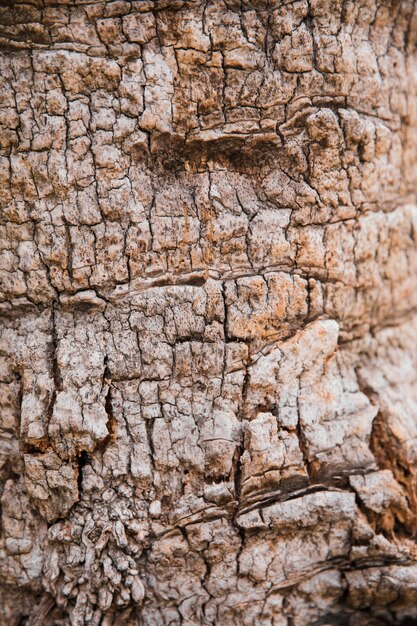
xmin=1 ymin=1 xmax=417 ymax=624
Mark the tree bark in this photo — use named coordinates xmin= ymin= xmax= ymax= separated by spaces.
xmin=1 ymin=1 xmax=417 ymax=624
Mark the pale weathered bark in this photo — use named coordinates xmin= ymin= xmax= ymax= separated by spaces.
xmin=1 ymin=1 xmax=417 ymax=624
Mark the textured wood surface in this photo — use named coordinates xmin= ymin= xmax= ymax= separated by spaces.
xmin=1 ymin=1 xmax=417 ymax=624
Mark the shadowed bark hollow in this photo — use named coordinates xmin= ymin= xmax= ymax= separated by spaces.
xmin=1 ymin=1 xmax=417 ymax=625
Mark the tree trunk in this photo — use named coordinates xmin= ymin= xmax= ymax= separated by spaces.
xmin=1 ymin=1 xmax=417 ymax=624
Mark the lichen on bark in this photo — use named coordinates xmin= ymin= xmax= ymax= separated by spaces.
xmin=1 ymin=1 xmax=417 ymax=625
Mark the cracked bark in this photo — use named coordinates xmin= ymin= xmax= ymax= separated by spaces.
xmin=1 ymin=1 xmax=417 ymax=625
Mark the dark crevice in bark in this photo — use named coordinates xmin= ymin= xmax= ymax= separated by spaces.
xmin=355 ymin=368 xmax=416 ymax=539
xmin=26 ymin=593 xmax=56 ymax=626
xmin=295 ymin=411 xmax=313 ymax=482
xmin=145 ymin=418 xmax=156 ymax=471
xmin=369 ymin=409 xmax=416 ymax=538
xmin=233 ymin=353 xmax=250 ymax=511
xmin=237 ymin=483 xmax=341 ymax=519
xmin=97 ymin=356 xmax=117 ymax=453
xmin=46 ymin=304 xmax=62 ymax=449
xmin=231 ymin=441 xmax=244 ymax=507
xmin=76 ymin=450 xmax=88 ymax=498
xmin=104 ymin=386 xmax=116 ymax=444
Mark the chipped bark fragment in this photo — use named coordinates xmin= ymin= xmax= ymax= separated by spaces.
xmin=1 ymin=1 xmax=417 ymax=625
